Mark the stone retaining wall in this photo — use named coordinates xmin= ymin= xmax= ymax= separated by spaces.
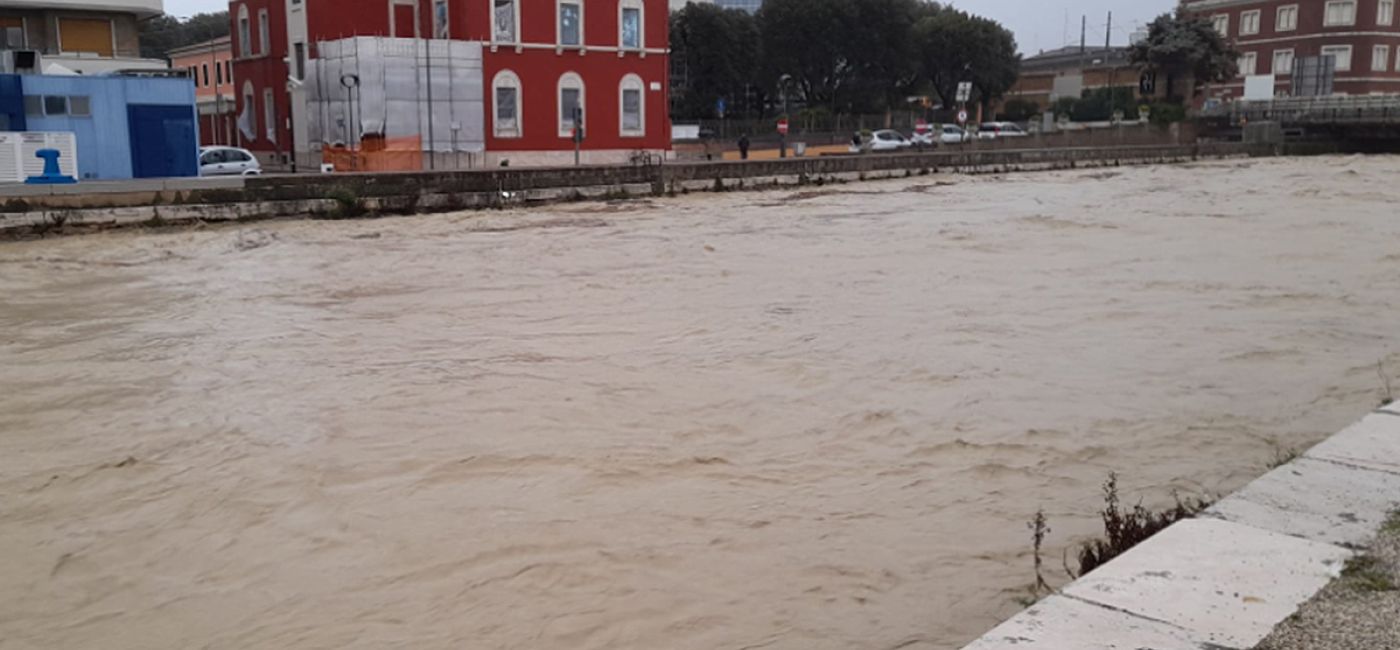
xmin=0 ymin=143 xmax=1260 ymax=236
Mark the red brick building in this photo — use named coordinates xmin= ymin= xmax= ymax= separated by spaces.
xmin=229 ymin=0 xmax=669 ymax=169
xmin=230 ymin=0 xmax=290 ymax=159
xmin=1004 ymin=46 xmax=1145 ymax=111
xmin=1182 ymin=0 xmax=1400 ymax=100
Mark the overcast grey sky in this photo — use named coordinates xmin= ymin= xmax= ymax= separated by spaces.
xmin=161 ymin=0 xmax=1175 ymax=54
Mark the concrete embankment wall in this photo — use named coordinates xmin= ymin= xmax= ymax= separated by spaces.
xmin=961 ymin=402 xmax=1400 ymax=650
xmin=0 ymin=143 xmax=1260 ymax=235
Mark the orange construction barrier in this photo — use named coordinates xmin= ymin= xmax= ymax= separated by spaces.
xmin=323 ymin=135 xmax=424 ymax=172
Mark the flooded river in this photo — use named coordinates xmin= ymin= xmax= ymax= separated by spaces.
xmin=2 ymin=156 xmax=1399 ymax=650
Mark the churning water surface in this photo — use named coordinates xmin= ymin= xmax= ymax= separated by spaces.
xmin=2 ymin=156 xmax=1398 ymax=649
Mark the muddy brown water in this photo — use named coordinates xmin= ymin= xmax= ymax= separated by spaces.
xmin=2 ymin=156 xmax=1398 ymax=650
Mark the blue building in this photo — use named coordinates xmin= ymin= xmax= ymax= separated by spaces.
xmin=0 ymin=73 xmax=199 ymax=180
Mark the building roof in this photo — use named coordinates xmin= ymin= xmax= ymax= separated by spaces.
xmin=1 ymin=0 xmax=163 ymax=20
xmin=1021 ymin=45 xmax=1135 ymax=74
xmin=167 ymin=35 xmax=233 ymax=59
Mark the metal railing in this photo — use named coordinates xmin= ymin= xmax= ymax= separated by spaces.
xmin=1207 ymin=96 xmax=1400 ymax=124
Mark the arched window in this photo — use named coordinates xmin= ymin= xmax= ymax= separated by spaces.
xmin=241 ymin=81 xmax=257 ymax=140
xmin=619 ymin=74 xmax=644 ymax=137
xmin=237 ymin=5 xmax=250 ymax=56
xmin=557 ymin=72 xmax=584 ymax=138
xmin=492 ymin=69 xmax=522 ymax=138
xmin=257 ymin=9 xmax=270 ymax=54
xmin=618 ymin=0 xmax=643 ymax=50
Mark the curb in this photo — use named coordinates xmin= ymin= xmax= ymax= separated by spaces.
xmin=961 ymin=402 xmax=1400 ymax=650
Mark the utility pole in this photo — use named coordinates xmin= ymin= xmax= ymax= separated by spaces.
xmin=208 ymin=34 xmax=221 ymax=145
xmin=1079 ymin=15 xmax=1087 ymax=68
xmin=425 ymin=30 xmax=436 ymax=171
xmin=1106 ymin=11 xmax=1116 ymax=116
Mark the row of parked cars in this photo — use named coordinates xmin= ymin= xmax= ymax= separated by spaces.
xmin=866 ymin=122 xmax=1028 ymax=152
xmin=201 ymin=121 xmax=1032 ymax=175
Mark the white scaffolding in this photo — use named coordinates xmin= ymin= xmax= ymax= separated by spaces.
xmin=306 ymin=37 xmax=485 ymax=156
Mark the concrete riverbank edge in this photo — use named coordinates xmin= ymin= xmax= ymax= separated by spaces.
xmin=0 ymin=143 xmax=1263 ymax=236
xmin=961 ymin=401 xmax=1400 ymax=650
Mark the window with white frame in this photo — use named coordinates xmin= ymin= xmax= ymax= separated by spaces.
xmin=559 ymin=0 xmax=582 ymax=47
xmin=1381 ymin=0 xmax=1396 ymax=25
xmin=1324 ymin=0 xmax=1356 ymax=26
xmin=619 ymin=74 xmax=644 ymax=136
xmin=1239 ymin=51 xmax=1258 ymax=75
xmin=492 ymin=0 xmax=518 ymax=43
xmin=1320 ymin=44 xmax=1353 ymax=71
xmin=1273 ymin=48 xmax=1295 ymax=75
xmin=434 ymin=0 xmax=449 ymax=38
xmin=1276 ymin=5 xmax=1298 ymax=31
xmin=1 ymin=16 xmax=28 ymax=48
xmin=237 ymin=5 xmax=250 ymax=56
xmin=263 ymin=88 xmax=276 ymax=142
xmin=1374 ymin=45 xmax=1390 ymax=71
xmin=620 ymin=0 xmax=643 ymax=49
xmin=293 ymin=42 xmax=305 ymax=79
xmin=1211 ymin=14 xmax=1229 ymax=36
xmin=1239 ymin=10 xmax=1261 ymax=35
xmin=558 ymin=72 xmax=584 ymax=137
xmin=242 ymin=82 xmax=257 ymax=136
xmin=492 ymin=70 xmax=522 ymax=138
xmin=258 ymin=9 xmax=270 ymax=55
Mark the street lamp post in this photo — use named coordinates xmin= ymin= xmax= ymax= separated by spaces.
xmin=341 ymin=73 xmax=360 ymax=171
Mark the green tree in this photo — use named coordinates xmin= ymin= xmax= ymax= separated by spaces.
xmin=1071 ymin=87 xmax=1137 ymax=121
xmin=670 ymin=4 xmax=762 ymax=119
xmin=838 ymin=0 xmax=923 ymax=115
xmin=759 ymin=0 xmax=853 ymax=110
xmin=999 ymin=98 xmax=1040 ymax=122
xmin=139 ymin=12 xmax=230 ymax=60
xmin=1129 ymin=11 xmax=1240 ymax=101
xmin=914 ymin=6 xmax=1020 ymax=113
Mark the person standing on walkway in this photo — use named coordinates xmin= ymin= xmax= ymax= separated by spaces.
xmin=738 ymin=134 xmax=751 ymax=160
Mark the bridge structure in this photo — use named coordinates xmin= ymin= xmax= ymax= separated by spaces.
xmin=1202 ymin=96 xmax=1400 ymax=146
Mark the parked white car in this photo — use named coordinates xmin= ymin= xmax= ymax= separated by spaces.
xmin=199 ymin=146 xmax=262 ymax=176
xmin=975 ymin=122 xmax=1028 ymax=140
xmin=869 ymin=129 xmax=913 ymax=152
xmin=939 ymin=124 xmax=971 ymax=144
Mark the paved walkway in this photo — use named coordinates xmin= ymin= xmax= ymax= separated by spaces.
xmin=962 ymin=402 xmax=1400 ymax=650
xmin=1255 ymin=511 xmax=1400 ymax=650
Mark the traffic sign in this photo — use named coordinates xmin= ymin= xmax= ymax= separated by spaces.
xmin=914 ymin=119 xmax=930 ymax=134
xmin=956 ymin=110 xmax=969 ymax=125
xmin=776 ymin=118 xmax=790 ymax=135
xmin=956 ymin=81 xmax=973 ymax=103
xmin=716 ymin=98 xmax=727 ymax=119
